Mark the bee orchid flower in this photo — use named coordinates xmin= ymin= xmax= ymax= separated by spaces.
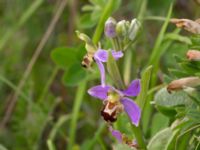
xmin=88 ymin=79 xmax=141 ymax=126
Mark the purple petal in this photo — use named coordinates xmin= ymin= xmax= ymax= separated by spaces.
xmin=111 ymin=50 xmax=123 ymax=60
xmin=95 ymin=59 xmax=106 ymax=87
xmin=109 ymin=127 xmax=122 ymax=142
xmin=121 ymin=97 xmax=141 ymax=126
xmin=88 ymin=85 xmax=110 ymax=100
xmin=122 ymin=79 xmax=141 ymax=97
xmin=94 ymin=49 xmax=123 ymax=63
xmin=94 ymin=49 xmax=108 ymax=62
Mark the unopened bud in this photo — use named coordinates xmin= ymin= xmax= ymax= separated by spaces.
xmin=116 ymin=20 xmax=129 ymax=37
xmin=104 ymin=17 xmax=117 ymax=38
xmin=170 ymin=18 xmax=200 ymax=34
xmin=128 ymin=19 xmax=141 ymax=41
xmin=167 ymin=77 xmax=200 ymax=93
xmin=76 ymin=31 xmax=96 ymax=52
xmin=186 ymin=50 xmax=200 ymax=61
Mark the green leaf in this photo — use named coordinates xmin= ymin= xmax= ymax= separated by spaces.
xmin=190 ymin=34 xmax=200 ymax=50
xmin=113 ymin=143 xmax=135 ymax=150
xmin=78 ymin=13 xmax=96 ymax=29
xmin=180 ymin=62 xmax=199 ymax=75
xmin=62 ymin=63 xmax=87 ymax=86
xmin=148 ymin=3 xmax=173 ymax=66
xmin=156 ymin=105 xmax=177 ymax=117
xmin=0 ymin=145 xmax=8 ymax=150
xmin=173 ymin=54 xmax=187 ymax=63
xmin=154 ymin=88 xmax=192 ymax=117
xmin=89 ymin=0 xmax=106 ymax=7
xmin=168 ymin=68 xmax=189 ymax=78
xmin=165 ymin=129 xmax=180 ymax=150
xmin=151 ymin=113 xmax=169 ymax=136
xmin=147 ymin=128 xmax=173 ymax=150
xmin=186 ymin=108 xmax=200 ymax=122
xmin=164 ymin=33 xmax=192 ymax=45
xmin=107 ymin=51 xmax=125 ymax=89
xmin=136 ymin=66 xmax=152 ymax=110
xmin=51 ymin=47 xmax=78 ymax=69
xmin=155 ymin=88 xmax=192 ymax=107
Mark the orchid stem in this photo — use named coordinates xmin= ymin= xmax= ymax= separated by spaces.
xmin=67 ymin=81 xmax=86 ymax=150
xmin=132 ymin=126 xmax=147 ymax=150
xmin=92 ymin=0 xmax=115 ymax=44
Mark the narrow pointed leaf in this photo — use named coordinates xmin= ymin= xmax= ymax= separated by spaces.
xmin=107 ymin=50 xmax=125 ymax=89
xmin=136 ymin=66 xmax=152 ymax=110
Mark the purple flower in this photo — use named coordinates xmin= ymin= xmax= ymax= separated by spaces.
xmin=93 ymin=49 xmax=123 ymax=87
xmin=109 ymin=126 xmax=123 ymax=142
xmin=109 ymin=126 xmax=139 ymax=148
xmin=88 ymin=79 xmax=141 ymax=126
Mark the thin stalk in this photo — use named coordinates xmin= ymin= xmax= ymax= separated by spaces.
xmin=111 ymin=38 xmax=118 ymax=50
xmin=47 ymin=140 xmax=56 ymax=150
xmin=48 ymin=115 xmax=71 ymax=144
xmin=123 ymin=50 xmax=132 ymax=86
xmin=137 ymin=0 xmax=148 ymax=21
xmin=38 ymin=66 xmax=59 ymax=103
xmin=67 ymin=82 xmax=86 ymax=150
xmin=132 ymin=126 xmax=147 ymax=150
xmin=144 ymin=16 xmax=168 ymax=22
xmin=142 ymin=3 xmax=174 ymax=136
xmin=0 ymin=0 xmax=44 ymax=50
xmin=92 ymin=0 xmax=115 ymax=44
xmin=87 ymin=123 xmax=106 ymax=149
xmin=0 ymin=74 xmax=30 ymax=101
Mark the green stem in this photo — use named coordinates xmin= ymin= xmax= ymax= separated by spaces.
xmin=123 ymin=50 xmax=132 ymax=85
xmin=47 ymin=140 xmax=56 ymax=150
xmin=132 ymin=126 xmax=147 ymax=150
xmin=0 ymin=74 xmax=30 ymax=101
xmin=87 ymin=123 xmax=106 ymax=149
xmin=49 ymin=115 xmax=71 ymax=140
xmin=144 ymin=16 xmax=168 ymax=22
xmin=67 ymin=81 xmax=86 ymax=150
xmin=92 ymin=0 xmax=115 ymax=44
xmin=38 ymin=66 xmax=59 ymax=103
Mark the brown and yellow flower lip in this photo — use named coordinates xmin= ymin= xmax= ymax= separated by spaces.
xmin=186 ymin=50 xmax=200 ymax=61
xmin=101 ymin=100 xmax=123 ymax=123
xmin=167 ymin=77 xmax=200 ymax=93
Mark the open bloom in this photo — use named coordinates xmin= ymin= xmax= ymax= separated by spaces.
xmin=88 ymin=79 xmax=141 ymax=126
xmin=93 ymin=49 xmax=123 ymax=87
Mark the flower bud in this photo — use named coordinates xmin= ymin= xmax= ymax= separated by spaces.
xmin=104 ymin=17 xmax=117 ymax=38
xmin=186 ymin=50 xmax=200 ymax=61
xmin=170 ymin=18 xmax=200 ymax=34
xmin=128 ymin=19 xmax=141 ymax=41
xmin=76 ymin=31 xmax=96 ymax=52
xmin=116 ymin=20 xmax=130 ymax=37
xmin=167 ymin=77 xmax=200 ymax=93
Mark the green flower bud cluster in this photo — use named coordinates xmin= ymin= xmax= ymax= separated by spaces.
xmin=104 ymin=17 xmax=141 ymax=51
